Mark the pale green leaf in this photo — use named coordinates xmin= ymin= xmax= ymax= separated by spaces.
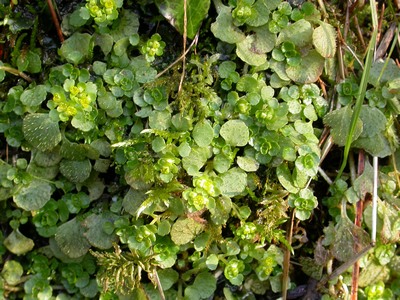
xmin=90 ymin=139 xmax=112 ymax=157
xmin=4 ymin=230 xmax=34 ymax=255
xmin=352 ymin=160 xmax=373 ymax=199
xmin=323 ymin=106 xmax=363 ymax=146
xmin=109 ymin=10 xmax=139 ymax=42
xmin=220 ymin=167 xmax=247 ymax=197
xmin=32 ymin=149 xmax=62 ymax=167
xmin=170 ymin=217 xmax=205 ymax=245
xmin=149 ymin=110 xmax=171 ymax=130
xmin=251 ymin=25 xmax=276 ymax=53
xmin=192 ymin=119 xmax=214 ymax=147
xmin=276 ymin=19 xmax=312 ymax=47
xmin=1 ymin=260 xmax=24 ymax=285
xmin=182 ymin=146 xmax=211 ymax=175
xmin=55 ymin=218 xmax=91 ymax=258
xmin=245 ymin=0 xmax=270 ymax=27
xmin=206 ymin=254 xmax=219 ymax=270
xmin=276 ymin=163 xmax=299 ymax=193
xmin=14 ymin=179 xmax=52 ymax=211
xmin=213 ymin=153 xmax=231 ymax=173
xmin=312 ymin=22 xmax=337 ymax=58
xmin=211 ymin=5 xmax=245 ymax=44
xmin=237 ymin=156 xmax=259 ymax=172
xmin=236 ymin=35 xmax=267 ymax=66
xmin=220 ymin=120 xmax=249 ymax=147
xmin=23 ymin=113 xmax=61 ymax=151
xmin=286 ymin=50 xmax=325 ymax=83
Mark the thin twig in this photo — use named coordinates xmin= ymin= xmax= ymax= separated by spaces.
xmin=350 ymin=150 xmax=365 ymax=300
xmin=0 ymin=66 xmax=33 ymax=82
xmin=178 ymin=0 xmax=188 ymax=95
xmin=353 ymin=16 xmax=366 ymax=49
xmin=371 ymin=156 xmax=378 ymax=245
xmin=156 ymin=34 xmax=199 ymax=79
xmin=281 ymin=209 xmax=295 ymax=300
xmin=46 ymin=0 xmax=64 ymax=43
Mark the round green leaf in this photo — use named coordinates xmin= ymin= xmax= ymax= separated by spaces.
xmin=60 ymin=159 xmax=92 ymax=183
xmin=193 ymin=120 xmax=214 ymax=147
xmin=237 ymin=156 xmax=259 ymax=172
xmin=213 ymin=153 xmax=231 ymax=173
xmin=1 ymin=260 xmax=24 ymax=285
xmin=83 ymin=212 xmax=118 ymax=250
xmin=4 ymin=230 xmax=34 ymax=255
xmin=236 ymin=35 xmax=267 ymax=66
xmin=55 ymin=218 xmax=91 ymax=258
xmin=59 ymin=33 xmax=93 ymax=64
xmin=14 ymin=179 xmax=52 ymax=211
xmin=182 ymin=146 xmax=211 ymax=175
xmin=220 ymin=167 xmax=247 ymax=197
xmin=155 ymin=0 xmax=210 ymax=39
xmin=149 ymin=110 xmax=171 ymax=130
xmin=211 ymin=5 xmax=245 ymax=44
xmin=158 ymin=269 xmax=179 ymax=291
xmin=170 ymin=217 xmax=205 ymax=245
xmin=23 ymin=113 xmax=61 ymax=151
xmin=206 ymin=254 xmax=219 ymax=271
xmin=20 ymin=85 xmax=47 ymax=107
xmin=276 ymin=19 xmax=312 ymax=47
xmin=184 ymin=272 xmax=217 ymax=299
xmin=323 ymin=106 xmax=363 ymax=146
xmin=286 ymin=50 xmax=325 ymax=83
xmin=220 ymin=120 xmax=249 ymax=147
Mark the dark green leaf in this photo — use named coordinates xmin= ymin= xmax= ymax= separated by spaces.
xmin=156 ymin=0 xmax=210 ymax=39
xmin=83 ymin=212 xmax=119 ymax=249
xmin=23 ymin=113 xmax=61 ymax=151
xmin=14 ymin=179 xmax=52 ymax=211
xmin=59 ymin=159 xmax=92 ymax=183
xmin=58 ymin=33 xmax=93 ymax=65
xmin=55 ymin=218 xmax=91 ymax=258
xmin=323 ymin=106 xmax=363 ymax=146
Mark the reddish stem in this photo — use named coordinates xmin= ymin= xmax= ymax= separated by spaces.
xmin=350 ymin=150 xmax=365 ymax=300
xmin=46 ymin=0 xmax=64 ymax=43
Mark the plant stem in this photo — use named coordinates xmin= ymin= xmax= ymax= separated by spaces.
xmin=281 ymin=209 xmax=295 ymax=300
xmin=46 ymin=0 xmax=64 ymax=43
xmin=0 ymin=65 xmax=33 ymax=82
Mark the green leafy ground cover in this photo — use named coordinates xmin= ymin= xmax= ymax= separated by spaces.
xmin=0 ymin=0 xmax=399 ymax=299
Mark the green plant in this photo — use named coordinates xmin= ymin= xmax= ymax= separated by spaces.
xmin=0 ymin=0 xmax=399 ymax=299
